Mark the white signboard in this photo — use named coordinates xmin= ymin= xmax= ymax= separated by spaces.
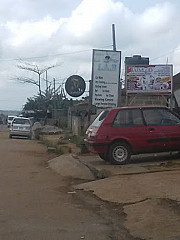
xmin=92 ymin=49 xmax=121 ymax=108
xmin=126 ymin=65 xmax=173 ymax=94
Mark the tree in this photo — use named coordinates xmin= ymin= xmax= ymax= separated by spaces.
xmin=16 ymin=61 xmax=59 ymax=95
xmin=23 ymin=92 xmax=71 ymax=118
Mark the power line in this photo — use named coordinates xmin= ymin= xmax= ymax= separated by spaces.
xmin=150 ymin=47 xmax=180 ymax=62
xmin=0 ymin=44 xmax=113 ymax=62
xmin=1 ymin=44 xmax=180 ymax=64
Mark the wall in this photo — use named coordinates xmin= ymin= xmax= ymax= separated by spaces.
xmin=126 ymin=94 xmax=168 ymax=106
xmin=52 ymin=109 xmax=68 ymax=128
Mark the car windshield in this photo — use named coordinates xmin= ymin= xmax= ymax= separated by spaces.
xmin=13 ymin=118 xmax=30 ymax=125
xmin=8 ymin=117 xmax=14 ymax=121
xmin=90 ymin=110 xmax=109 ymax=128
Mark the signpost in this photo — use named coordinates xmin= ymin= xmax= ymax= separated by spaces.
xmin=91 ymin=49 xmax=121 ymax=108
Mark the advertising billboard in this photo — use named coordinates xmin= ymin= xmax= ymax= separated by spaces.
xmin=126 ymin=65 xmax=173 ymax=94
xmin=92 ymin=49 xmax=121 ymax=108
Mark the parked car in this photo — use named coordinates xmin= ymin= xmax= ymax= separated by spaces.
xmin=9 ymin=117 xmax=32 ymax=139
xmin=85 ymin=106 xmax=180 ymax=165
xmin=7 ymin=115 xmax=16 ymax=128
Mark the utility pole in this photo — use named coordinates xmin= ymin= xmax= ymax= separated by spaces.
xmin=112 ymin=24 xmax=116 ymax=51
xmin=112 ymin=24 xmax=121 ymax=107
xmin=88 ymin=79 xmax=92 ymax=125
xmin=53 ymin=78 xmax=56 ymax=125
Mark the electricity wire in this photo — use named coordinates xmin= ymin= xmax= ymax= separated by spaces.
xmin=0 ymin=44 xmax=113 ymax=62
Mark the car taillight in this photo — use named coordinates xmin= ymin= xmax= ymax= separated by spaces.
xmin=87 ymin=129 xmax=97 ymax=138
xmin=90 ymin=131 xmax=97 ymax=137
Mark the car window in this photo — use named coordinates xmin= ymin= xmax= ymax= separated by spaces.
xmin=143 ymin=108 xmax=180 ymax=126
xmin=113 ymin=109 xmax=144 ymax=127
xmin=13 ymin=118 xmax=30 ymax=125
xmin=90 ymin=110 xmax=109 ymax=128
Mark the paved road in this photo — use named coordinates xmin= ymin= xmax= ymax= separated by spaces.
xmin=0 ymin=127 xmax=133 ymax=240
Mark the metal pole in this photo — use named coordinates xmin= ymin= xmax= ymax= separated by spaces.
xmin=88 ymin=80 xmax=92 ymax=124
xmin=46 ymin=70 xmax=48 ymax=90
xmin=112 ymin=24 xmax=116 ymax=51
xmin=38 ymin=73 xmax=41 ymax=95
xmin=112 ymin=24 xmax=120 ymax=107
xmin=53 ymin=78 xmax=56 ymax=96
xmin=53 ymin=78 xmax=56 ymax=125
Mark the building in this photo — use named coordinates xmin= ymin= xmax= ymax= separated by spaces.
xmin=173 ymin=72 xmax=180 ymax=114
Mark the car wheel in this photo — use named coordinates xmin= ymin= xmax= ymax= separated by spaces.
xmin=9 ymin=134 xmax=12 ymax=139
xmin=109 ymin=142 xmax=131 ymax=165
xmin=98 ymin=152 xmax=109 ymax=162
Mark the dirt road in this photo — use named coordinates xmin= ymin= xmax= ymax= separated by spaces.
xmin=0 ymin=127 xmax=134 ymax=240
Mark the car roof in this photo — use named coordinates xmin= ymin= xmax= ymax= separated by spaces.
xmin=109 ymin=106 xmax=169 ymax=111
xmin=13 ymin=117 xmax=30 ymax=120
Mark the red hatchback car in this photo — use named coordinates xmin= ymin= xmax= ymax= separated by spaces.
xmin=85 ymin=106 xmax=180 ymax=164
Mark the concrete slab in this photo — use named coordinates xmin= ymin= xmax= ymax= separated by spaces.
xmin=124 ymin=199 xmax=180 ymax=240
xmin=75 ymin=170 xmax=180 ymax=203
xmin=75 ymin=168 xmax=180 ymax=240
xmin=48 ymin=154 xmax=95 ymax=181
xmin=48 ymin=151 xmax=180 ymax=183
xmin=79 ymin=152 xmax=180 ymax=177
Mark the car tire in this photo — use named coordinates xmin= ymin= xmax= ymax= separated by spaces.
xmin=109 ymin=142 xmax=131 ymax=165
xmin=98 ymin=152 xmax=109 ymax=162
xmin=9 ymin=134 xmax=12 ymax=139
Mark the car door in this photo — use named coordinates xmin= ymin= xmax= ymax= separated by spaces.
xmin=156 ymin=108 xmax=180 ymax=150
xmin=110 ymin=108 xmax=149 ymax=153
xmin=142 ymin=108 xmax=180 ymax=151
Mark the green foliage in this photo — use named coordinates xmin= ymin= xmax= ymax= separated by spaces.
xmin=23 ymin=93 xmax=72 ymax=114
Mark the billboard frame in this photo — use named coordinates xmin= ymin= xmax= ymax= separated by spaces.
xmin=125 ymin=64 xmax=173 ymax=95
xmin=91 ymin=49 xmax=121 ymax=108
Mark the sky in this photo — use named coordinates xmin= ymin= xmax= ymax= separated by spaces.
xmin=0 ymin=0 xmax=180 ymax=110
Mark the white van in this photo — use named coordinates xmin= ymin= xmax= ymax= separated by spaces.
xmin=7 ymin=115 xmax=16 ymax=128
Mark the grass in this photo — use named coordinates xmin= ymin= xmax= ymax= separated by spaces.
xmin=38 ymin=129 xmax=88 ymax=155
xmin=39 ymin=135 xmax=72 ymax=155
xmin=63 ymin=134 xmax=85 ymax=148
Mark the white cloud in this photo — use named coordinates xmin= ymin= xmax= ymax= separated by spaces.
xmin=68 ymin=0 xmax=118 ymax=36
xmin=132 ymin=3 xmax=176 ymax=47
xmin=6 ymin=16 xmax=66 ymax=47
